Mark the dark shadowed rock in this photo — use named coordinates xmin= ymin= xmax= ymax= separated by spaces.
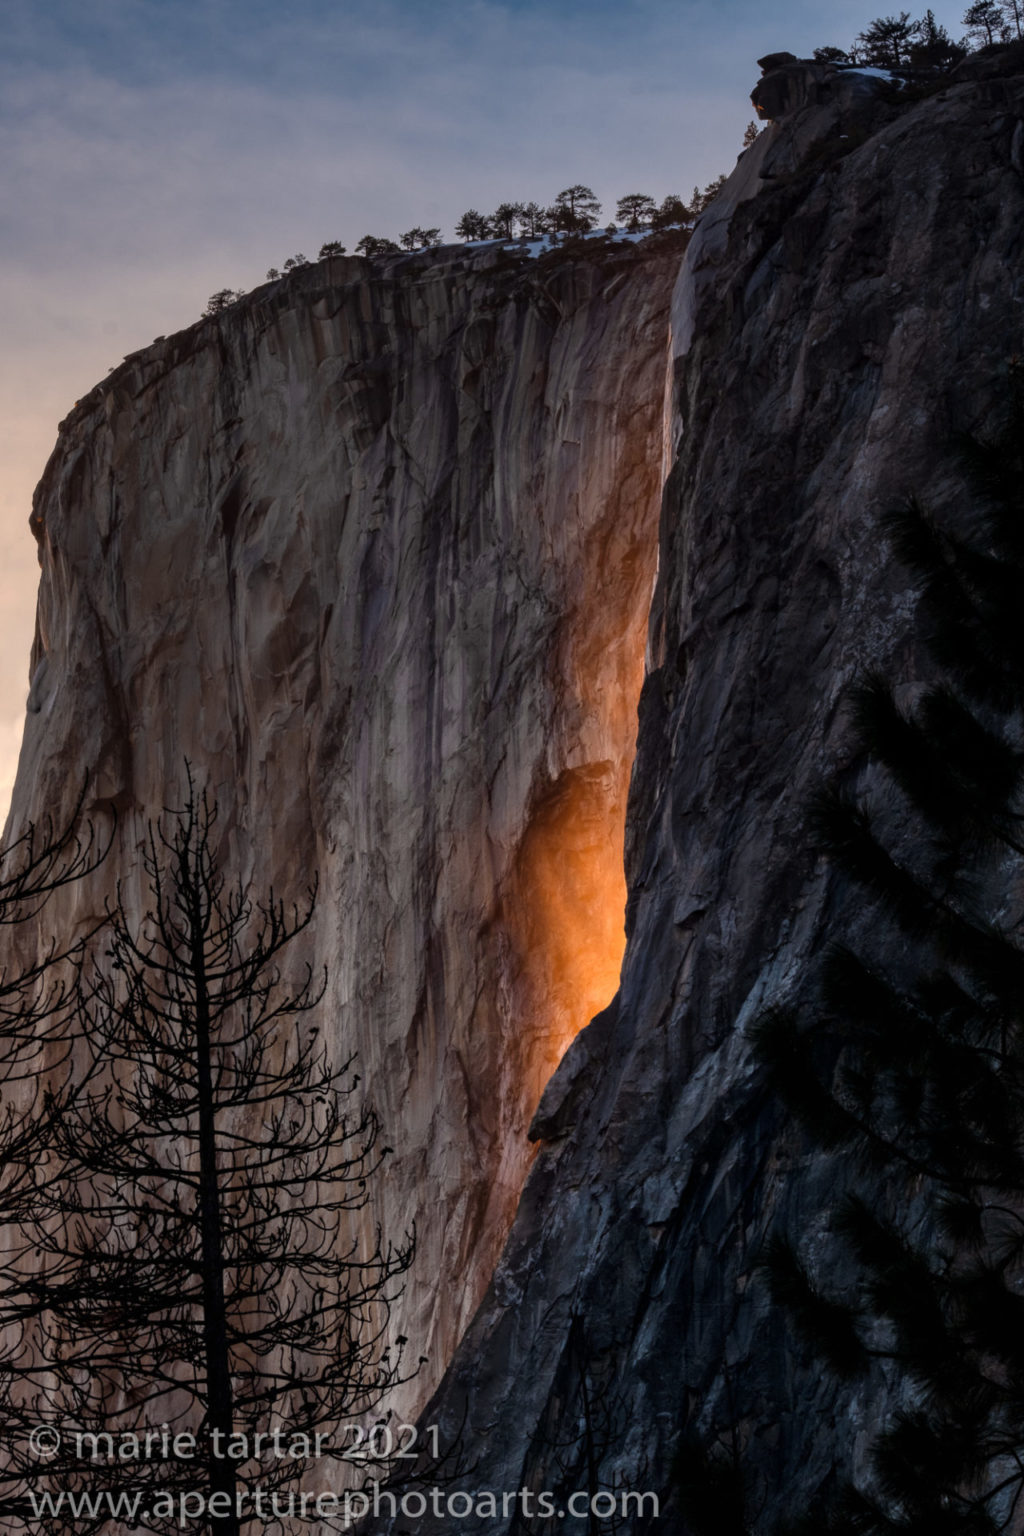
xmin=755 ymin=50 xmax=798 ymax=71
xmin=752 ymin=54 xmax=899 ymax=123
xmin=10 ymin=37 xmax=1024 ymax=1536
xmin=408 ymin=49 xmax=1024 ymax=1534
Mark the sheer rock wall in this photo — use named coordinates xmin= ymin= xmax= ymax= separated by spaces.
xmin=412 ymin=53 xmax=1024 ymax=1530
xmin=11 ymin=239 xmax=680 ymax=1410
xmin=14 ymin=47 xmax=1024 ymax=1530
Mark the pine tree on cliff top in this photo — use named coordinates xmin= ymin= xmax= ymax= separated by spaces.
xmin=963 ymin=0 xmax=1006 ymax=48
xmin=856 ymin=10 xmax=917 ymax=66
xmin=754 ymin=368 xmax=1024 ymax=1534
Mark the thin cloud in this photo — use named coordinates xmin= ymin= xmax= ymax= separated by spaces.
xmin=0 ymin=0 xmax=974 ymax=823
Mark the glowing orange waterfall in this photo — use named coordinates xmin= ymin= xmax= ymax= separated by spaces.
xmin=512 ymin=763 xmax=629 ymax=1094
xmin=501 ymin=497 xmax=654 ymax=1114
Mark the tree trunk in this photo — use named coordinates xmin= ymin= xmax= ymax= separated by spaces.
xmin=190 ymin=896 xmax=239 ymax=1536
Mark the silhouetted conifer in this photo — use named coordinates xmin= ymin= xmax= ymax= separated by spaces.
xmin=752 ymin=367 xmax=1024 ymax=1533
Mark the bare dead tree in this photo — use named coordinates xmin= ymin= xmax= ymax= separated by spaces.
xmin=0 ymin=779 xmax=109 ymax=1035
xmin=0 ymin=772 xmax=413 ymax=1534
xmin=0 ymin=785 xmax=115 ymax=1515
xmin=0 ymin=779 xmax=111 ymax=1228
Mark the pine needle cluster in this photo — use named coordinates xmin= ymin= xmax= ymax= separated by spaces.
xmin=751 ymin=369 xmax=1024 ymax=1535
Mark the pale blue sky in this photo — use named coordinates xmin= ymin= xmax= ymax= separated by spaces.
xmin=0 ymin=0 xmax=971 ymax=813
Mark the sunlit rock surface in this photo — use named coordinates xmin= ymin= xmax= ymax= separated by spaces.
xmin=11 ymin=237 xmax=681 ymax=1410
xmin=16 ymin=46 xmax=1024 ymax=1530
xmin=411 ymin=51 xmax=1024 ymax=1530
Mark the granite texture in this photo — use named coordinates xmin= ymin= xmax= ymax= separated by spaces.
xmin=11 ymin=49 xmax=1024 ymax=1532
xmin=407 ymin=54 xmax=1024 ymax=1532
xmin=11 ymin=236 xmax=680 ymax=1418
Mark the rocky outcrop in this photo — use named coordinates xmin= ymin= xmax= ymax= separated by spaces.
xmin=11 ymin=236 xmax=681 ymax=1411
xmin=14 ymin=44 xmax=1024 ymax=1533
xmin=406 ymin=54 xmax=1024 ymax=1530
xmin=751 ymin=50 xmax=896 ymax=124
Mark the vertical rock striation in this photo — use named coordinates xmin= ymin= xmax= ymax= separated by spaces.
xmin=11 ymin=238 xmax=680 ymax=1409
xmin=15 ymin=46 xmax=1024 ymax=1528
xmin=413 ymin=50 xmax=1024 ymax=1529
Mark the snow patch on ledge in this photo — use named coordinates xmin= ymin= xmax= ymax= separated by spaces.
xmin=840 ymin=65 xmax=904 ymax=83
xmin=460 ymin=227 xmax=678 ymax=261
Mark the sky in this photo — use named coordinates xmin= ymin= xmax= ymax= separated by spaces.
xmin=1 ymin=0 xmax=971 ymax=820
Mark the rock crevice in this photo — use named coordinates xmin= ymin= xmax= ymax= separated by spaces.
xmin=12 ymin=48 xmax=1024 ymax=1527
xmin=412 ymin=53 xmax=1024 ymax=1529
xmin=13 ymin=237 xmax=681 ymax=1412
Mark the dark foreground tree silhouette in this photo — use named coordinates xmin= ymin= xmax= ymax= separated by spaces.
xmin=0 ymin=782 xmax=107 ymax=1022
xmin=0 ymin=791 xmax=117 ymax=1511
xmin=751 ymin=371 xmax=1024 ymax=1535
xmin=0 ymin=780 xmax=108 ymax=1165
xmin=0 ymin=777 xmax=413 ymax=1534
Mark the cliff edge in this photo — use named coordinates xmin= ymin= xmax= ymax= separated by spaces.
xmin=413 ymin=49 xmax=1024 ymax=1530
xmin=12 ymin=44 xmax=1024 ymax=1532
xmin=13 ymin=235 xmax=681 ymax=1414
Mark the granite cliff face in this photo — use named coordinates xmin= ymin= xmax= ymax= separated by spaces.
xmin=406 ymin=49 xmax=1024 ymax=1530
xmin=12 ymin=236 xmax=680 ymax=1410
xmin=12 ymin=43 xmax=1024 ymax=1532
